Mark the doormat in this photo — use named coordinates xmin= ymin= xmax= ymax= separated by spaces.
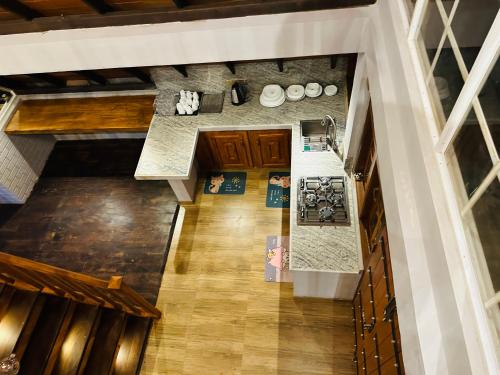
xmin=265 ymin=236 xmax=292 ymax=282
xmin=266 ymin=172 xmax=291 ymax=208
xmin=204 ymin=172 xmax=246 ymax=195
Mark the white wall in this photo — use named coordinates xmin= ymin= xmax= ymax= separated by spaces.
xmin=343 ymin=52 xmax=370 ymax=172
xmin=359 ymin=0 xmax=492 ymax=374
xmin=0 ymin=97 xmax=55 ymax=203
xmin=0 ymin=8 xmax=368 ymax=75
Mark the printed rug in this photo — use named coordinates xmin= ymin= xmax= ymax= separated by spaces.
xmin=265 ymin=236 xmax=293 ymax=283
xmin=266 ymin=172 xmax=291 ymax=208
xmin=203 ymin=171 xmax=246 ymax=195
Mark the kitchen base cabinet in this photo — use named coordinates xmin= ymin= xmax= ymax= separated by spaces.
xmin=208 ymin=131 xmax=253 ymax=169
xmin=249 ymin=130 xmax=291 ymax=168
xmin=196 ymin=129 xmax=291 ymax=171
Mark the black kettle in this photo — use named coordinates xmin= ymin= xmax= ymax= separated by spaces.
xmin=231 ymin=82 xmax=248 ymax=106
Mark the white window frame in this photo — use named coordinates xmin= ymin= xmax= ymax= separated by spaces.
xmin=408 ymin=0 xmax=500 ymax=371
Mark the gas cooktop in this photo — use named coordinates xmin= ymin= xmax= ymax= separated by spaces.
xmin=297 ymin=176 xmax=350 ymax=226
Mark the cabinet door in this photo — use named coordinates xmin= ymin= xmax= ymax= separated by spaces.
xmin=249 ymin=130 xmax=291 ymax=168
xmin=208 ymin=131 xmax=252 ymax=169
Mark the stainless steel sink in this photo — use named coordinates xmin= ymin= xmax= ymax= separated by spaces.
xmin=300 ymin=119 xmax=333 ymax=152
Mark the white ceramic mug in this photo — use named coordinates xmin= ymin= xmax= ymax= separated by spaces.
xmin=176 ymin=103 xmax=186 ymax=115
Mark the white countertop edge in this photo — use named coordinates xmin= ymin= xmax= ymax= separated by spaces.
xmin=135 ymin=123 xmax=297 ymax=180
xmin=289 ymin=266 xmax=361 ymax=274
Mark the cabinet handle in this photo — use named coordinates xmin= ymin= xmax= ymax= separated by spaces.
xmin=256 ymin=139 xmax=260 ymax=146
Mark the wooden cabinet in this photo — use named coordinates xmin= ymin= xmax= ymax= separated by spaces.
xmin=248 ymin=130 xmax=291 ymax=168
xmin=209 ymin=131 xmax=253 ymax=169
xmin=196 ymin=129 xmax=290 ymax=171
xmin=197 ymin=131 xmax=253 ymax=170
xmin=353 ymin=103 xmax=405 ymax=375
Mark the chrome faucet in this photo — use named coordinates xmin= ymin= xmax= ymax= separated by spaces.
xmin=321 ymin=115 xmax=341 ymax=157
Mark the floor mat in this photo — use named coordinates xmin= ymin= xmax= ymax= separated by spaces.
xmin=203 ymin=172 xmax=246 ymax=194
xmin=266 ymin=172 xmax=291 ymax=208
xmin=265 ymin=236 xmax=292 ymax=282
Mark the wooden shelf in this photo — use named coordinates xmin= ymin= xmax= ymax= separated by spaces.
xmin=4 ymin=95 xmax=155 ymax=135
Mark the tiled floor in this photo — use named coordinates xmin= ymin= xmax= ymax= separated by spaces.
xmin=141 ymin=169 xmax=355 ymax=375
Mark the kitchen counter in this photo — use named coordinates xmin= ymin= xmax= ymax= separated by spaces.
xmin=135 ymin=91 xmax=347 ymax=179
xmin=135 ymin=87 xmax=361 ymax=277
xmin=289 ymin=126 xmax=361 ymax=273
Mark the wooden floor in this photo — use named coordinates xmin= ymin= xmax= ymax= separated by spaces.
xmin=142 ymin=169 xmax=355 ymax=375
xmin=5 ymin=95 xmax=155 ymax=134
xmin=42 ymin=139 xmax=146 ymax=177
xmin=0 ymin=139 xmax=179 ymax=304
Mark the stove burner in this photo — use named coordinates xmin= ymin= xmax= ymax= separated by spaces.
xmin=318 ymin=177 xmax=332 ymax=192
xmin=297 ymin=176 xmax=350 ymax=226
xmin=305 ymin=193 xmax=317 ymax=207
xmin=319 ymin=206 xmax=335 ymax=221
xmin=327 ymin=192 xmax=343 ymax=205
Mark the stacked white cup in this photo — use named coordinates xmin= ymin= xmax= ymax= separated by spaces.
xmin=176 ymin=90 xmax=200 ymax=115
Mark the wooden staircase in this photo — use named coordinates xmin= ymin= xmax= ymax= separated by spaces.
xmin=0 ymin=252 xmax=161 ymax=375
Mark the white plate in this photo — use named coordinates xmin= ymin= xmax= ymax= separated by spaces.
xmin=261 ymin=84 xmax=284 ymax=101
xmin=286 ymin=84 xmax=305 ymax=101
xmin=324 ymin=84 xmax=338 ymax=96
xmin=260 ymin=92 xmax=286 ymax=107
xmin=305 ymin=85 xmax=323 ymax=98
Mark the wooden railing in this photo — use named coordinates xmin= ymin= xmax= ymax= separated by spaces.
xmin=0 ymin=252 xmax=161 ymax=319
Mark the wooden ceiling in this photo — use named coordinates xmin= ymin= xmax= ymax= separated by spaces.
xmin=0 ymin=67 xmax=155 ymax=94
xmin=0 ymin=0 xmax=376 ymax=35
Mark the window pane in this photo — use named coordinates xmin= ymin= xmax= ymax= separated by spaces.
xmin=430 ymin=45 xmax=465 ymax=122
xmin=406 ymin=0 xmax=415 ymax=18
xmin=446 ymin=107 xmax=493 ymax=200
xmin=450 ymin=0 xmax=499 ymax=70
xmin=479 ymin=58 xmax=500 ymax=153
xmin=441 ymin=0 xmax=457 ymax=16
xmin=468 ymin=178 xmax=500 ymax=291
xmin=419 ymin=2 xmax=446 ymax=66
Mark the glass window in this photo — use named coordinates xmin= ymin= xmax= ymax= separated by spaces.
xmin=441 ymin=0 xmax=458 ymax=16
xmin=410 ymin=0 xmax=500 ymax=364
xmin=446 ymin=107 xmax=493 ymax=200
xmin=419 ymin=2 xmax=446 ymax=66
xmin=479 ymin=58 xmax=500 ymax=153
xmin=451 ymin=0 xmax=499 ymax=70
xmin=469 ymin=178 xmax=500 ymax=292
xmin=406 ymin=0 xmax=415 ymax=18
xmin=430 ymin=45 xmax=465 ymax=122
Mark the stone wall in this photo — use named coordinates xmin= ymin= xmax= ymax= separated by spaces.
xmin=0 ymin=98 xmax=55 ymax=203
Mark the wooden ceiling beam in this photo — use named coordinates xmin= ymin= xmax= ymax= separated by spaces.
xmin=27 ymin=73 xmax=66 ymax=87
xmin=124 ymin=68 xmax=152 ymax=83
xmin=0 ymin=0 xmax=43 ymax=20
xmin=276 ymin=59 xmax=284 ymax=72
xmin=225 ymin=62 xmax=236 ymax=75
xmin=14 ymin=82 xmax=155 ymax=95
xmin=76 ymin=70 xmax=108 ymax=85
xmin=172 ymin=65 xmax=188 ymax=78
xmin=330 ymin=56 xmax=338 ymax=69
xmin=0 ymin=76 xmax=26 ymax=90
xmin=172 ymin=0 xmax=188 ymax=9
xmin=0 ymin=0 xmax=377 ymax=36
xmin=82 ymin=0 xmax=115 ymax=14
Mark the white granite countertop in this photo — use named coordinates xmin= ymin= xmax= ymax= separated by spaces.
xmin=289 ymin=125 xmax=362 ymax=273
xmin=135 ymin=91 xmax=347 ymax=179
xmin=135 ymin=89 xmax=361 ymax=272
